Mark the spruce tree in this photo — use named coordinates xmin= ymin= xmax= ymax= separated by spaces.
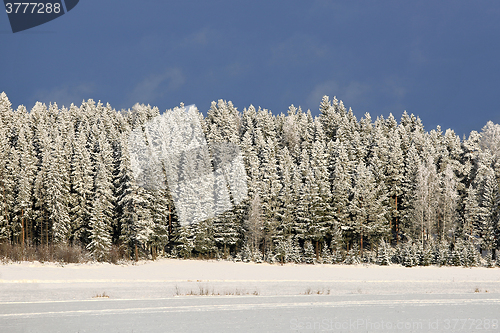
xmin=349 ymin=162 xmax=388 ymax=254
xmin=386 ymin=128 xmax=404 ymax=243
xmin=116 ymin=136 xmax=152 ymax=259
xmin=13 ymin=122 xmax=36 ymax=246
xmin=308 ymin=140 xmax=332 ymax=258
xmin=304 ymin=240 xmax=315 ymax=264
xmin=0 ymin=117 xmax=9 ymax=242
xmin=320 ymin=241 xmax=332 ymax=264
xmin=70 ymin=130 xmax=94 ymax=245
xmin=275 ymin=147 xmax=295 ymax=240
xmin=400 ymin=144 xmax=420 ymax=241
xmin=477 ymin=172 xmax=499 ymax=254
xmin=329 ymin=140 xmax=351 ymax=248
xmin=176 ymin=225 xmax=194 ymax=259
xmin=245 ymin=193 xmax=263 ymax=255
xmin=87 ymin=197 xmax=112 ymax=261
xmin=259 ymin=138 xmax=282 ymax=253
xmin=88 ymin=131 xmax=115 ymax=258
xmin=193 ymin=218 xmax=216 ymax=257
xmin=376 ymin=239 xmax=391 ymax=265
xmin=88 ymin=155 xmax=113 ymax=261
xmin=439 ymin=164 xmax=459 ymax=241
xmin=48 ymin=134 xmax=71 ymax=245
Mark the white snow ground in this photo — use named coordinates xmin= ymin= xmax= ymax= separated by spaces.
xmin=1 ymin=260 xmax=500 ymax=332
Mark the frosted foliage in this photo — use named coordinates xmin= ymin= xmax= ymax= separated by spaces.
xmin=480 ymin=121 xmax=500 ymax=157
xmin=129 ymin=127 xmax=164 ymax=190
xmin=211 ymin=143 xmax=248 ymax=206
xmin=128 ymin=105 xmax=248 ymax=226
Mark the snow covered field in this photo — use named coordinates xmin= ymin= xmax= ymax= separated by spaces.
xmin=2 ymin=259 xmax=500 ymax=300
xmin=1 ymin=260 xmax=500 ymax=332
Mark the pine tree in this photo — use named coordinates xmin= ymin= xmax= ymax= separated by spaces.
xmin=241 ymin=130 xmax=260 ymax=199
xmin=464 ymin=239 xmax=480 ymax=267
xmin=402 ymin=240 xmax=417 ymax=267
xmin=480 ymin=121 xmax=500 ymax=157
xmin=413 ymin=156 xmax=439 ymax=247
xmin=259 ymin=138 xmax=282 ymax=253
xmin=400 ymin=144 xmax=420 ymax=241
xmin=148 ymin=188 xmax=170 ymax=257
xmin=70 ymin=130 xmax=94 ymax=245
xmin=211 ymin=155 xmax=240 ymax=256
xmin=87 ymin=197 xmax=112 ymax=261
xmin=275 ymin=236 xmax=292 ymax=264
xmin=4 ymin=146 xmax=19 ymax=242
xmin=433 ymin=240 xmax=449 ymax=266
xmin=329 ymin=140 xmax=351 ymax=248
xmin=0 ymin=92 xmax=13 ymax=128
xmin=48 ymin=134 xmax=71 ymax=245
xmin=88 ymin=132 xmax=115 ymax=258
xmin=485 ymin=250 xmax=494 ymax=267
xmin=116 ymin=138 xmax=153 ymax=259
xmin=320 ymin=241 xmax=332 ymax=264
xmin=448 ymin=240 xmax=464 ymax=266
xmin=13 ymin=121 xmax=36 ymax=246
xmin=213 ymin=209 xmax=240 ymax=257
xmin=244 ymin=193 xmax=263 ymax=255
xmin=293 ymin=151 xmax=312 ymax=243
xmin=275 ymin=147 xmax=295 ymax=240
xmin=349 ymin=162 xmax=388 ymax=255
xmin=420 ymin=243 xmax=433 ymax=266
xmin=176 ymin=225 xmax=194 ymax=259
xmin=0 ymin=96 xmax=20 ymax=243
xmin=376 ymin=239 xmax=391 ymax=265
xmin=304 ymin=240 xmax=315 ymax=264
xmin=281 ymin=105 xmax=301 ymax=155
xmin=386 ymin=128 xmax=404 ymax=243
xmin=193 ymin=218 xmax=216 ymax=257
xmin=319 ymin=95 xmax=341 ymax=141
xmin=477 ymin=172 xmax=499 ymax=254
xmin=308 ymin=140 xmax=332 ymax=258
xmin=344 ymin=244 xmax=361 ymax=265
xmin=206 ymin=100 xmax=241 ymax=145
xmin=87 ymin=155 xmax=113 ymax=261
xmin=331 ymin=245 xmax=344 ymax=264
xmin=0 ymin=117 xmax=9 ymax=242
xmin=439 ymin=164 xmax=459 ymax=241
xmin=460 ymin=131 xmax=482 ymax=190
xmin=33 ymin=115 xmax=53 ymax=246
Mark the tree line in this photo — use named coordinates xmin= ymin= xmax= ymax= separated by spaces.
xmin=1 ymin=91 xmax=499 ymax=266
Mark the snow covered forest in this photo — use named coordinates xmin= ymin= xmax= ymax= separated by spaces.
xmin=1 ymin=91 xmax=500 ymax=267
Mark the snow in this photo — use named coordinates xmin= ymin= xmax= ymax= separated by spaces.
xmin=1 ymin=259 xmax=500 ymax=302
xmin=1 ymin=260 xmax=500 ymax=332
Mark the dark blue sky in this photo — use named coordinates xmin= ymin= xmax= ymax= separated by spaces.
xmin=1 ymin=1 xmax=500 ymax=137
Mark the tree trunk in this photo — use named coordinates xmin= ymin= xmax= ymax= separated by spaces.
xmin=2 ymin=184 xmax=6 ymax=238
xmin=168 ymin=204 xmax=172 ymax=235
xmin=389 ymin=209 xmax=392 ymax=243
xmin=395 ymin=195 xmax=399 ymax=244
xmin=360 ymin=233 xmax=363 ymax=256
xmin=27 ymin=214 xmax=30 ymax=246
xmin=21 ymin=209 xmax=24 ymax=248
xmin=315 ymin=240 xmax=319 ymax=260
xmin=421 ymin=222 xmax=424 ymax=248
xmin=41 ymin=210 xmax=45 ymax=246
xmin=45 ymin=209 xmax=49 ymax=246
